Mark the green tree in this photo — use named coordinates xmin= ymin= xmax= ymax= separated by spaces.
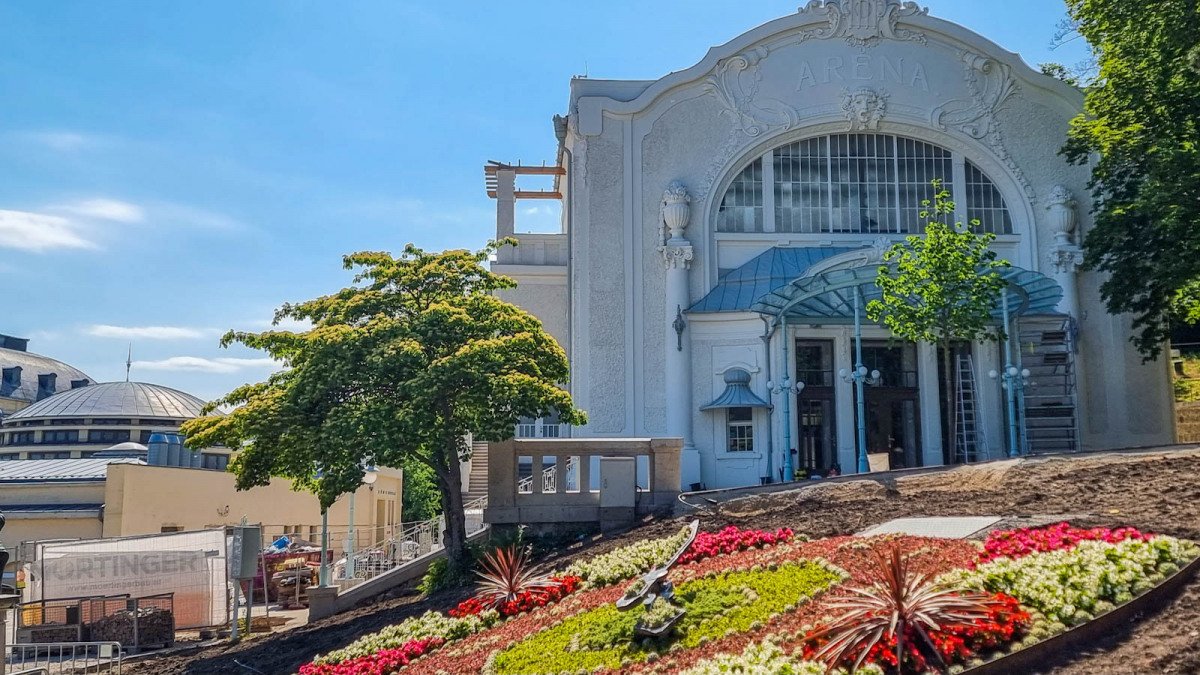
xmin=1061 ymin=0 xmax=1200 ymax=358
xmin=866 ymin=182 xmax=1010 ymax=460
xmin=182 ymin=242 xmax=585 ymax=573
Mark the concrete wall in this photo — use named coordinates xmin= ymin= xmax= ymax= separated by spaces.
xmin=103 ymin=464 xmax=403 ymax=545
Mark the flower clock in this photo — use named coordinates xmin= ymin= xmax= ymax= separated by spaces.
xmin=298 ymin=522 xmax=1198 ymax=675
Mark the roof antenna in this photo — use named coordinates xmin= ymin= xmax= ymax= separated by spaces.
xmin=125 ymin=343 xmax=132 ymax=382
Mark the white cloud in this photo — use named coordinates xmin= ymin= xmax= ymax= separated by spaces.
xmin=0 ymin=209 xmax=96 ymax=251
xmin=54 ymin=198 xmax=144 ymax=223
xmin=16 ymin=130 xmax=99 ymax=152
xmin=151 ymin=202 xmax=242 ymax=231
xmin=86 ymin=325 xmax=216 ymax=340
xmin=133 ymin=356 xmax=281 ymax=374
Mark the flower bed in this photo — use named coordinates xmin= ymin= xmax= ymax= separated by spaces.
xmin=299 ymin=638 xmax=443 ymax=675
xmin=565 ymin=525 xmax=694 ymax=587
xmin=489 ymin=561 xmax=843 ymax=675
xmin=978 ymin=522 xmax=1152 ymax=564
xmin=449 ymin=575 xmax=582 ymax=618
xmin=801 ymin=592 xmax=1031 ymax=673
xmin=948 ymin=535 xmax=1199 ymax=628
xmin=300 ymin=523 xmax=1199 ymax=675
xmin=676 ymin=526 xmax=796 ymax=566
xmin=308 ymin=610 xmax=498 ymax=666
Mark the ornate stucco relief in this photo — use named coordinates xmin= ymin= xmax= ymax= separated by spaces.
xmin=932 ymin=50 xmax=1034 ymax=199
xmin=796 ymin=0 xmax=929 ymax=47
xmin=704 ymin=47 xmax=799 ymax=139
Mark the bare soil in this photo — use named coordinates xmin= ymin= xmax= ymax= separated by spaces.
xmin=126 ymin=447 xmax=1200 ymax=675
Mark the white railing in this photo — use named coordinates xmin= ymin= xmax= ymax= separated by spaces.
xmin=517 ymin=456 xmax=577 ymax=494
xmin=335 ymin=496 xmax=490 ymax=584
xmin=6 ymin=642 xmax=122 ymax=674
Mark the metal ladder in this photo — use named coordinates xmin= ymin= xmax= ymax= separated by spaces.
xmin=954 ymin=353 xmax=984 ymax=463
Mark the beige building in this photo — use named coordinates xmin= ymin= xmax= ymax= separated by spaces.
xmin=1 ymin=457 xmax=402 ymax=562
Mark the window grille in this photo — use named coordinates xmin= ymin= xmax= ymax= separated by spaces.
xmin=727 ymin=407 xmax=755 ymax=452
xmin=718 ymin=134 xmax=1011 ymax=235
xmin=716 ymin=160 xmax=764 ymax=232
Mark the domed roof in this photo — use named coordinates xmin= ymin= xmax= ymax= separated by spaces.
xmin=5 ymin=381 xmax=209 ymax=421
xmin=0 ymin=346 xmax=95 ymax=404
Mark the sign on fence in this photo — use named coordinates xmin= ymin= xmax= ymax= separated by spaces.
xmin=32 ymin=529 xmax=228 ymax=628
xmin=43 ymin=551 xmax=209 ymax=597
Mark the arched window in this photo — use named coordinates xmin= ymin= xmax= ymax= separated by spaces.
xmin=716 ymin=133 xmax=1012 ymax=235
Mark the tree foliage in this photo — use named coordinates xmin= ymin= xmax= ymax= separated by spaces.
xmin=182 ymin=241 xmax=585 ymax=569
xmin=867 ymin=181 xmax=1010 ymax=457
xmin=867 ymin=182 xmax=1010 ymax=347
xmin=1062 ymin=0 xmax=1200 ymax=358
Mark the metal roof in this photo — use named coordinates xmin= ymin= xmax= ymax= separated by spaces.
xmin=0 ymin=457 xmax=144 ymax=482
xmin=2 ymin=503 xmax=104 ymax=513
xmin=0 ymin=346 xmax=95 ymax=404
xmin=5 ymin=381 xmax=208 ymax=421
xmin=690 ymin=247 xmax=857 ymax=314
xmin=701 ymin=369 xmax=772 ymax=410
xmin=751 ymin=265 xmax=1064 ymax=323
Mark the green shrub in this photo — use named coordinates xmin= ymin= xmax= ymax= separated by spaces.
xmin=491 ymin=561 xmax=843 ymax=675
xmin=419 ymin=558 xmax=450 ymax=595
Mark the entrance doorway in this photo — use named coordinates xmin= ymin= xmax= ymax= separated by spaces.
xmin=857 ymin=342 xmax=922 ymax=470
xmin=794 ymin=340 xmax=837 ymax=476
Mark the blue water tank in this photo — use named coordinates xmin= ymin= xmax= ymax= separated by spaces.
xmin=147 ymin=433 xmax=169 ymax=466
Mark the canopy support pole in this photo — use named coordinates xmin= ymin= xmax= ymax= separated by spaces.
xmin=1002 ymin=293 xmax=1020 ymax=458
xmin=853 ymin=288 xmax=870 ymax=474
xmin=780 ymin=314 xmax=794 ymax=482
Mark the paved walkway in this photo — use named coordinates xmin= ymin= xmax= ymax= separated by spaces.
xmin=858 ymin=516 xmax=1002 ymax=539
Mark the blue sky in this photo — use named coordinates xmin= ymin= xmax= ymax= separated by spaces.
xmin=0 ymin=1 xmax=1088 ymax=402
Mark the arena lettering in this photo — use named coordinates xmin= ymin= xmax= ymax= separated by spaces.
xmin=796 ymin=55 xmax=928 ymax=92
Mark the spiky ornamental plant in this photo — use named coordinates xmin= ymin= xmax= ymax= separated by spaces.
xmin=811 ymin=546 xmax=998 ymax=674
xmin=474 ymin=545 xmax=556 ymax=610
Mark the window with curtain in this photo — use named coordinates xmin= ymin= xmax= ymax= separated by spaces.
xmin=716 ymin=133 xmax=1012 ymax=235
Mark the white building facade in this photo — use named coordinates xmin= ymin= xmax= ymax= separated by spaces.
xmin=490 ymin=0 xmax=1176 ymax=490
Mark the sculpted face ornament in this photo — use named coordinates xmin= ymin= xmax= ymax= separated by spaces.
xmin=841 ymin=87 xmax=888 ymax=130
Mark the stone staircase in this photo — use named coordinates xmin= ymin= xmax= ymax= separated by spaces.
xmin=464 ymin=439 xmax=489 ymax=502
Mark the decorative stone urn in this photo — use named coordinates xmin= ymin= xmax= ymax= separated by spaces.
xmin=662 ymin=182 xmax=691 ymax=242
xmin=1045 ymin=185 xmax=1078 ymax=245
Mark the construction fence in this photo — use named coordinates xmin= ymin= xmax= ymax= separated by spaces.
xmin=27 ymin=529 xmax=228 ymax=629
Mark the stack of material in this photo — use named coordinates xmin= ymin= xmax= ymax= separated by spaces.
xmin=273 ymin=562 xmax=316 ymax=609
xmin=90 ymin=606 xmax=174 ymax=648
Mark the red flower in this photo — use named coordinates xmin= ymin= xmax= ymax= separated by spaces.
xmin=448 ymin=574 xmax=584 ymax=618
xmin=298 ymin=638 xmax=445 ymax=675
xmin=677 ymin=527 xmax=795 ymax=565
xmin=977 ymin=522 xmax=1151 ymax=565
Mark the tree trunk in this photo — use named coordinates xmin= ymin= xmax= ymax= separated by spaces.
xmin=942 ymin=340 xmax=955 ymax=464
xmin=435 ymin=448 xmax=471 ymax=576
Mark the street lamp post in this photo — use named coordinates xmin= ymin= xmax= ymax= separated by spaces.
xmin=319 ymin=507 xmax=330 ymax=588
xmin=770 ymin=315 xmax=808 ymax=483
xmin=989 ymin=292 xmax=1032 ymax=457
xmin=343 ymin=465 xmax=379 ymax=581
xmin=768 ymin=375 xmax=805 ymax=483
xmin=989 ymin=365 xmax=1032 ymax=457
xmin=840 ymin=288 xmax=881 ymax=474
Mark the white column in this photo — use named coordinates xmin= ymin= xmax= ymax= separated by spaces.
xmin=660 ymin=182 xmax=700 ymax=489
xmin=916 ymin=342 xmax=945 ymax=466
xmin=1044 ymin=186 xmax=1083 ymax=318
xmin=974 ymin=340 xmax=1005 ymax=460
xmin=495 ymin=168 xmax=516 ymax=239
xmin=834 ymin=329 xmax=856 ymax=472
